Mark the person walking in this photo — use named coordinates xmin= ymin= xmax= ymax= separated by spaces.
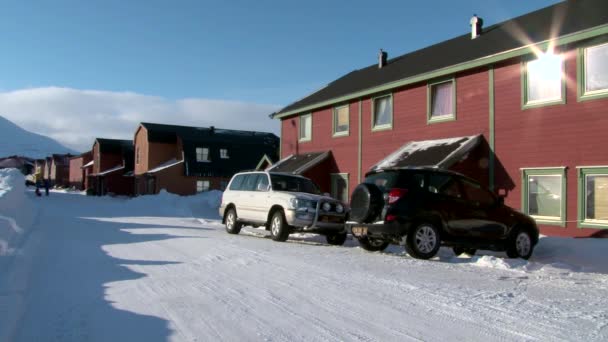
xmin=44 ymin=178 xmax=50 ymax=196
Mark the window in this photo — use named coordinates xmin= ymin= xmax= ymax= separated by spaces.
xmin=461 ymin=179 xmax=495 ymax=207
xmin=331 ymin=174 xmax=349 ymax=202
xmin=333 ymin=105 xmax=349 ymax=136
xmin=372 ymin=94 xmax=392 ymax=130
xmin=428 ymin=174 xmax=462 ymax=198
xmin=220 ymin=149 xmax=229 ymax=159
xmin=521 ymin=168 xmax=566 ymax=226
xmin=256 ymin=174 xmax=269 ymax=191
xmin=229 ymin=174 xmax=247 ymax=190
xmin=197 ymin=180 xmax=210 ymax=192
xmin=577 ymin=167 xmax=608 ymax=228
xmin=196 ymin=147 xmax=210 ymax=162
xmin=522 ymin=54 xmax=565 ymax=108
xmin=428 ymin=79 xmax=456 ymax=123
xmin=578 ymin=42 xmax=608 ymax=101
xmin=299 ymin=114 xmax=312 ymax=141
xmin=242 ymin=174 xmax=261 ymax=191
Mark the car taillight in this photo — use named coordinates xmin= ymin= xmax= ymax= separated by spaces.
xmin=388 ymin=188 xmax=408 ymax=204
xmin=385 ymin=214 xmax=397 ymax=222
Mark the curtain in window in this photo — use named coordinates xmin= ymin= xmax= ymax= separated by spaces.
xmin=586 ymin=175 xmax=608 ymax=221
xmin=586 ymin=44 xmax=608 ymax=92
xmin=431 ymin=82 xmax=453 ymax=118
xmin=335 ymin=106 xmax=349 ymax=133
xmin=374 ymin=97 xmax=391 ymax=126
xmin=300 ymin=115 xmax=311 ymax=139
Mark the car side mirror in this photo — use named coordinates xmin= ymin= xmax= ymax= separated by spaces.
xmin=257 ymin=183 xmax=270 ymax=192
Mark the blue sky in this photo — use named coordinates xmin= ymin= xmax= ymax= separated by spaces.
xmin=0 ymin=0 xmax=560 ymax=151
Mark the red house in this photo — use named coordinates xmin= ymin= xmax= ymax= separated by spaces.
xmin=271 ymin=0 xmax=608 ymax=238
xmin=89 ymin=138 xmax=134 ymax=196
xmin=68 ymin=151 xmax=93 ymax=190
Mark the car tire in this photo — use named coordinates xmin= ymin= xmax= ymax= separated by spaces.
xmin=326 ymin=232 xmax=347 ymax=246
xmin=270 ymin=210 xmax=289 ymax=242
xmin=356 ymin=236 xmax=389 ymax=252
xmin=453 ymin=247 xmax=476 ymax=256
xmin=506 ymin=228 xmax=534 ymax=260
xmin=224 ymin=208 xmax=242 ymax=234
xmin=405 ymin=222 xmax=441 ymax=259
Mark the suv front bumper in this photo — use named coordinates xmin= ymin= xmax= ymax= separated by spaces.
xmin=285 ymin=209 xmax=346 ymax=234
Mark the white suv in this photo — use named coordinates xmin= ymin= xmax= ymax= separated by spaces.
xmin=219 ymin=171 xmax=348 ymax=245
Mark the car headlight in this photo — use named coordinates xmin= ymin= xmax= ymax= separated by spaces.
xmin=335 ymin=203 xmax=344 ymax=213
xmin=289 ymin=198 xmax=316 ymax=209
xmin=322 ymin=202 xmax=331 ymax=211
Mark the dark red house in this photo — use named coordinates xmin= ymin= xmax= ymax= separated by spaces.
xmin=271 ymin=0 xmax=608 ymax=237
xmin=133 ymin=122 xmax=279 ymax=196
xmin=89 ymin=138 xmax=134 ymax=196
xmin=68 ymin=151 xmax=93 ymax=190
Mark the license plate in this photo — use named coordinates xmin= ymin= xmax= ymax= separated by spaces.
xmin=352 ymin=226 xmax=367 ymax=237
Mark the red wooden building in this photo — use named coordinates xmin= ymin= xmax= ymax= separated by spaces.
xmin=271 ymin=0 xmax=608 ymax=237
xmin=68 ymin=151 xmax=93 ymax=190
xmin=89 ymin=138 xmax=134 ymax=196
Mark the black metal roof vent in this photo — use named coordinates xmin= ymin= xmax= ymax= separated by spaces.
xmin=470 ymin=14 xmax=484 ymax=39
xmin=378 ymin=49 xmax=388 ymax=68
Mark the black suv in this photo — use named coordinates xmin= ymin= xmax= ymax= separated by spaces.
xmin=346 ymin=167 xmax=539 ymax=260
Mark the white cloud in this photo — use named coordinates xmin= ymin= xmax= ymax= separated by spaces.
xmin=0 ymin=87 xmax=281 ymax=152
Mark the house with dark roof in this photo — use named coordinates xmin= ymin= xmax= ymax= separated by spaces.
xmin=89 ymin=138 xmax=134 ymax=196
xmin=133 ymin=122 xmax=279 ymax=196
xmin=270 ymin=0 xmax=608 ymax=238
xmin=47 ymin=154 xmax=73 ymax=187
xmin=68 ymin=151 xmax=93 ymax=190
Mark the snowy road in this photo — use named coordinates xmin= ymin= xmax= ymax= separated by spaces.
xmin=4 ymin=191 xmax=608 ymax=341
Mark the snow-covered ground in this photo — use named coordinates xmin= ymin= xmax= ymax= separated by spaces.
xmin=1 ymin=169 xmax=608 ymax=341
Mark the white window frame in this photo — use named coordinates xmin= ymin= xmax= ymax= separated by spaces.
xmin=197 ymin=180 xmax=210 ymax=192
xmin=521 ymin=167 xmax=567 ymax=227
xmin=299 ymin=113 xmax=312 ymax=142
xmin=427 ymin=78 xmax=456 ymax=123
xmin=220 ymin=148 xmax=229 ymax=159
xmin=577 ymin=166 xmax=608 ymax=229
xmin=196 ymin=147 xmax=210 ymax=162
xmin=578 ymin=41 xmax=608 ymax=101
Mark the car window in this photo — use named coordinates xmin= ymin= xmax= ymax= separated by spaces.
xmin=364 ymin=171 xmax=400 ymax=192
xmin=428 ymin=174 xmax=462 ymax=199
xmin=228 ymin=174 xmax=247 ymax=190
xmin=270 ymin=174 xmax=320 ymax=194
xmin=242 ymin=174 xmax=261 ymax=191
xmin=256 ymin=174 xmax=269 ymax=191
xmin=461 ymin=179 xmax=495 ymax=207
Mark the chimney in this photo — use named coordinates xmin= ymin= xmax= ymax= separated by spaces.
xmin=209 ymin=126 xmax=215 ymax=134
xmin=470 ymin=14 xmax=483 ymax=39
xmin=378 ymin=49 xmax=388 ymax=68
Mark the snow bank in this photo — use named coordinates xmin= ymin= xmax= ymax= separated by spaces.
xmin=128 ymin=190 xmax=222 ymax=220
xmin=465 ymin=235 xmax=608 ymax=274
xmin=0 ymin=169 xmax=35 ymax=256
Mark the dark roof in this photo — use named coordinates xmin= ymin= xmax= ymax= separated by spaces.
xmin=276 ymin=0 xmax=608 ymax=116
xmin=268 ymin=151 xmax=331 ymax=174
xmin=95 ymin=138 xmax=133 ymax=154
xmin=140 ymin=122 xmax=280 ymax=177
xmin=370 ymin=135 xmax=481 ymax=172
xmin=140 ymin=122 xmax=278 ymax=144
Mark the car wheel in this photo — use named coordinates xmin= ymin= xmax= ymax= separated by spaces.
xmin=326 ymin=232 xmax=347 ymax=246
xmin=506 ymin=228 xmax=534 ymax=260
xmin=270 ymin=210 xmax=289 ymax=242
xmin=453 ymin=247 xmax=476 ymax=256
xmin=224 ymin=208 xmax=242 ymax=234
xmin=356 ymin=236 xmax=389 ymax=252
xmin=405 ymin=223 xmax=441 ymax=259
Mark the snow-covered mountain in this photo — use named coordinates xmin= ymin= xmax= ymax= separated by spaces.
xmin=0 ymin=115 xmax=78 ymax=158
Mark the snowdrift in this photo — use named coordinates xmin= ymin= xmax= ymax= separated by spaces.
xmin=0 ymin=169 xmax=35 ymax=255
xmin=128 ymin=189 xmax=222 ymax=220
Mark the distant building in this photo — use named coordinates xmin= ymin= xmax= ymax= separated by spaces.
xmin=48 ymin=154 xmax=73 ymax=187
xmin=68 ymin=151 xmax=93 ymax=190
xmin=89 ymin=138 xmax=134 ymax=196
xmin=0 ymin=156 xmax=35 ymax=175
xmin=133 ymin=122 xmax=279 ymax=196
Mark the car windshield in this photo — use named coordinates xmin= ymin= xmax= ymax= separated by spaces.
xmin=270 ymin=174 xmax=321 ymax=194
xmin=364 ymin=171 xmax=400 ymax=193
